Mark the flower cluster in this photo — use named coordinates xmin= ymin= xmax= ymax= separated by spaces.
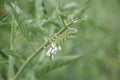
xmin=46 ymin=43 xmax=61 ymax=59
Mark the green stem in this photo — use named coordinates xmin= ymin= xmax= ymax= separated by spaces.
xmin=9 ymin=16 xmax=15 ymax=80
xmin=13 ymin=18 xmax=80 ymax=80
xmin=60 ymin=15 xmax=67 ymax=27
xmin=9 ymin=56 xmax=14 ymax=80
xmin=13 ymin=23 xmax=71 ymax=80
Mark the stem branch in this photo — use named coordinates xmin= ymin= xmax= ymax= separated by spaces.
xmin=13 ymin=18 xmax=80 ymax=80
xmin=13 ymin=23 xmax=72 ymax=80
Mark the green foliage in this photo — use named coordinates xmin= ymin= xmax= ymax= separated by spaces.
xmin=0 ymin=0 xmax=120 ymax=80
xmin=1 ymin=49 xmax=24 ymax=63
xmin=0 ymin=0 xmax=90 ymax=80
xmin=34 ymin=55 xmax=82 ymax=78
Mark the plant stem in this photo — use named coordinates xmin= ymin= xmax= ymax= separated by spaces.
xmin=13 ymin=40 xmax=49 ymax=80
xmin=60 ymin=15 xmax=67 ymax=27
xmin=13 ymin=19 xmax=80 ymax=80
xmin=9 ymin=56 xmax=14 ymax=80
xmin=9 ymin=16 xmax=15 ymax=80
xmin=13 ymin=25 xmax=69 ymax=80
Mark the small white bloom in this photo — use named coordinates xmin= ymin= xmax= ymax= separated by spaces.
xmin=46 ymin=52 xmax=50 ymax=56
xmin=51 ymin=49 xmax=56 ymax=54
xmin=46 ymin=48 xmax=52 ymax=56
xmin=51 ymin=42 xmax=55 ymax=48
xmin=54 ymin=47 xmax=58 ymax=52
xmin=46 ymin=42 xmax=62 ymax=59
xmin=58 ymin=46 xmax=61 ymax=51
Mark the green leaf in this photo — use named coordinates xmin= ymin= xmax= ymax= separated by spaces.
xmin=1 ymin=49 xmax=24 ymax=63
xmin=34 ymin=55 xmax=82 ymax=78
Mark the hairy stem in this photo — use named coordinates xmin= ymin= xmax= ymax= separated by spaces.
xmin=13 ymin=12 xmax=82 ymax=79
xmin=9 ymin=16 xmax=15 ymax=80
xmin=13 ymin=20 xmax=80 ymax=80
xmin=13 ymin=28 xmax=66 ymax=80
xmin=7 ymin=1 xmax=83 ymax=80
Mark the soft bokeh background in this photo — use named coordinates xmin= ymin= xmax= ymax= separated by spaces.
xmin=0 ymin=0 xmax=120 ymax=80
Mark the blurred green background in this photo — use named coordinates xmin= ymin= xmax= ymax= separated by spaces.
xmin=0 ymin=0 xmax=120 ymax=80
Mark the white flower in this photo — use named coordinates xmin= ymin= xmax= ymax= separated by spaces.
xmin=54 ymin=47 xmax=58 ymax=52
xmin=46 ymin=42 xmax=62 ymax=59
xmin=46 ymin=48 xmax=52 ymax=56
xmin=51 ymin=42 xmax=55 ymax=48
xmin=58 ymin=46 xmax=61 ymax=51
xmin=51 ymin=48 xmax=56 ymax=54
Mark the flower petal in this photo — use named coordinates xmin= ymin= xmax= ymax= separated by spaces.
xmin=46 ymin=48 xmax=52 ymax=56
xmin=58 ymin=46 xmax=61 ymax=51
xmin=51 ymin=42 xmax=55 ymax=48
